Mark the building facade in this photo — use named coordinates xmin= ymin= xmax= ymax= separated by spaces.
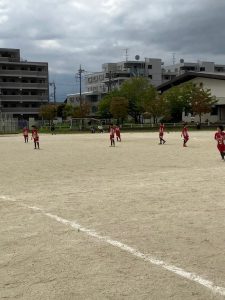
xmin=0 ymin=48 xmax=49 ymax=119
xmin=163 ymin=59 xmax=225 ymax=77
xmin=71 ymin=58 xmax=163 ymax=111
xmin=68 ymin=57 xmax=225 ymax=118
xmin=157 ymin=72 xmax=225 ymax=123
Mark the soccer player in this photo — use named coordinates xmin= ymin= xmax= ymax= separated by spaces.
xmin=50 ymin=123 xmax=55 ymax=135
xmin=115 ymin=125 xmax=121 ymax=142
xmin=159 ymin=122 xmax=166 ymax=144
xmin=31 ymin=126 xmax=40 ymax=149
xmin=181 ymin=123 xmax=189 ymax=147
xmin=109 ymin=124 xmax=115 ymax=147
xmin=23 ymin=127 xmax=29 ymax=143
xmin=214 ymin=125 xmax=225 ymax=160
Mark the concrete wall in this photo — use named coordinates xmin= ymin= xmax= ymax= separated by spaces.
xmin=182 ymin=77 xmax=225 ymax=123
xmin=191 ymin=77 xmax=225 ymax=100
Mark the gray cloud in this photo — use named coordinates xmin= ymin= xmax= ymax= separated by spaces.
xmin=0 ymin=0 xmax=224 ymax=99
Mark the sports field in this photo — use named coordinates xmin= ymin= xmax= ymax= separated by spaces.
xmin=0 ymin=131 xmax=225 ymax=300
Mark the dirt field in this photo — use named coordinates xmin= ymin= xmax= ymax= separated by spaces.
xmin=0 ymin=131 xmax=225 ymax=300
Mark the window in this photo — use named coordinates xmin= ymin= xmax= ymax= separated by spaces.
xmin=200 ymin=67 xmax=205 ymax=72
xmin=148 ymin=65 xmax=152 ymax=69
xmin=92 ymin=106 xmax=98 ymax=113
xmin=211 ymin=106 xmax=218 ymax=116
xmin=148 ymin=75 xmax=152 ymax=79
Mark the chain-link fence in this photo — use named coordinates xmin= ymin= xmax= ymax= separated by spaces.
xmin=0 ymin=113 xmax=18 ymax=133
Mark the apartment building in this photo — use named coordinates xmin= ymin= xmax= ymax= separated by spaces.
xmin=0 ymin=48 xmax=49 ymax=119
xmin=68 ymin=57 xmax=225 ymax=117
xmin=163 ymin=59 xmax=225 ymax=77
xmin=80 ymin=58 xmax=163 ymax=110
xmin=86 ymin=58 xmax=163 ymax=93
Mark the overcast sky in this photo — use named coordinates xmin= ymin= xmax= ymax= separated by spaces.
xmin=0 ymin=0 xmax=225 ymax=100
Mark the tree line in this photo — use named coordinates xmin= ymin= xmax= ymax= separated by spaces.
xmin=98 ymin=77 xmax=217 ymax=124
xmin=39 ymin=77 xmax=217 ymax=125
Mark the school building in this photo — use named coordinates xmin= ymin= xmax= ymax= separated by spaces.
xmin=157 ymin=72 xmax=225 ymax=123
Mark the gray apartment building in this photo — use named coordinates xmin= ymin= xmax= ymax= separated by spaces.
xmin=0 ymin=48 xmax=49 ymax=119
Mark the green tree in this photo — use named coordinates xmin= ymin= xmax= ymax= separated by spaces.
xmin=190 ymin=86 xmax=217 ymax=124
xmin=56 ymin=103 xmax=66 ymax=118
xmin=39 ymin=104 xmax=57 ymax=125
xmin=110 ymin=97 xmax=129 ymax=123
xmin=120 ymin=77 xmax=154 ymax=123
xmin=98 ymin=91 xmax=120 ymax=119
xmin=73 ymin=101 xmax=91 ymax=118
xmin=163 ymin=83 xmax=192 ymax=122
xmin=62 ymin=104 xmax=75 ymax=118
xmin=144 ymin=94 xmax=170 ymax=123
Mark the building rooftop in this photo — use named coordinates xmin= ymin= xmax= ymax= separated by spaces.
xmin=157 ymin=72 xmax=225 ymax=93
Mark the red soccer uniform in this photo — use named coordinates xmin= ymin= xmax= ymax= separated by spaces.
xmin=109 ymin=127 xmax=115 ymax=140
xmin=23 ymin=128 xmax=29 ymax=136
xmin=159 ymin=124 xmax=164 ymax=137
xmin=32 ymin=129 xmax=39 ymax=142
xmin=182 ymin=127 xmax=189 ymax=141
xmin=215 ymin=132 xmax=225 ymax=153
xmin=115 ymin=127 xmax=120 ymax=137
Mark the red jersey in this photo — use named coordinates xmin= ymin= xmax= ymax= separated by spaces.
xmin=109 ymin=127 xmax=115 ymax=139
xmin=32 ymin=129 xmax=39 ymax=141
xmin=182 ymin=127 xmax=189 ymax=140
xmin=23 ymin=128 xmax=29 ymax=136
xmin=115 ymin=127 xmax=120 ymax=136
xmin=215 ymin=132 xmax=225 ymax=152
xmin=159 ymin=125 xmax=164 ymax=136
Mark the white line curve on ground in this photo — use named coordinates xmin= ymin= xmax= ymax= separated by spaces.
xmin=1 ymin=195 xmax=225 ymax=297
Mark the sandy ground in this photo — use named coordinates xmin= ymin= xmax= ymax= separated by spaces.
xmin=0 ymin=131 xmax=225 ymax=300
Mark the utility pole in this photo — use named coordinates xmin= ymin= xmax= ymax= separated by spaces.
xmin=49 ymin=81 xmax=56 ymax=103
xmin=172 ymin=53 xmax=176 ymax=65
xmin=77 ymin=65 xmax=85 ymax=108
xmin=108 ymin=71 xmax=112 ymax=92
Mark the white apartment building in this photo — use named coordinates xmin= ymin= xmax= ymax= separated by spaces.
xmin=67 ymin=57 xmax=225 ymax=117
xmin=163 ymin=59 xmax=225 ymax=77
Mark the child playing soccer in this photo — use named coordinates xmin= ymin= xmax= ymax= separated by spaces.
xmin=181 ymin=123 xmax=189 ymax=147
xmin=214 ymin=125 xmax=225 ymax=160
xmin=159 ymin=122 xmax=166 ymax=144
xmin=109 ymin=124 xmax=115 ymax=147
xmin=31 ymin=126 xmax=40 ymax=149
xmin=23 ymin=127 xmax=29 ymax=143
xmin=115 ymin=125 xmax=121 ymax=142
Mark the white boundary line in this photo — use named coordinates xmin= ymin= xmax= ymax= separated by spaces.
xmin=1 ymin=195 xmax=225 ymax=297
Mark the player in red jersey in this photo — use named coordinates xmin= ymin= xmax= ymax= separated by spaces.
xmin=31 ymin=125 xmax=40 ymax=149
xmin=214 ymin=125 xmax=225 ymax=160
xmin=159 ymin=122 xmax=166 ymax=144
xmin=181 ymin=123 xmax=189 ymax=147
xmin=109 ymin=124 xmax=115 ymax=147
xmin=115 ymin=125 xmax=121 ymax=142
xmin=23 ymin=127 xmax=29 ymax=143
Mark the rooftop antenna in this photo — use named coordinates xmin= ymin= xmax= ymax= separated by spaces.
xmin=172 ymin=52 xmax=176 ymax=65
xmin=123 ymin=48 xmax=129 ymax=61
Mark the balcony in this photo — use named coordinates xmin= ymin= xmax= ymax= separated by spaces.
xmin=0 ymin=82 xmax=48 ymax=89
xmin=1 ymin=107 xmax=40 ymax=114
xmin=0 ymin=70 xmax=48 ymax=77
xmin=0 ymin=95 xmax=48 ymax=102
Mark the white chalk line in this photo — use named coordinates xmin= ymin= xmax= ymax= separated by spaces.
xmin=1 ymin=195 xmax=225 ymax=297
